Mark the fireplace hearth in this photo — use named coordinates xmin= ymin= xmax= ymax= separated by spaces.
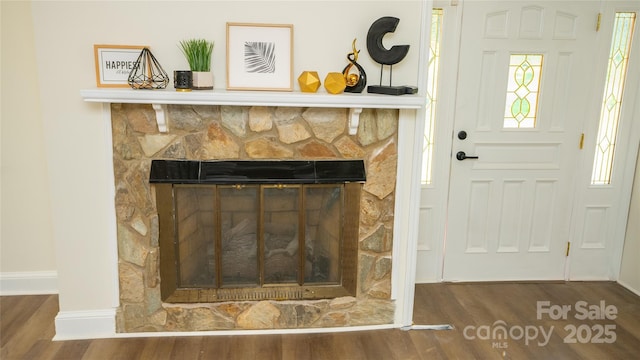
xmin=150 ymin=160 xmax=364 ymax=302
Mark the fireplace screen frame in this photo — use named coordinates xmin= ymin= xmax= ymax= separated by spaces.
xmin=151 ymin=160 xmax=363 ymax=303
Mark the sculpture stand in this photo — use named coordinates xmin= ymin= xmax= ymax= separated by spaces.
xmin=367 ymin=64 xmax=417 ymax=96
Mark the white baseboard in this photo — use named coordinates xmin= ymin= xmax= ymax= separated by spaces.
xmin=55 ymin=317 xmax=397 ymax=340
xmin=617 ymin=279 xmax=640 ymax=297
xmin=0 ymin=271 xmax=58 ymax=295
xmin=111 ymin=323 xmax=398 ymax=339
xmin=53 ymin=309 xmax=117 ymax=341
xmin=52 ymin=307 xmax=400 ymax=340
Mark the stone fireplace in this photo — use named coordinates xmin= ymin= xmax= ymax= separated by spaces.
xmin=112 ymin=103 xmax=400 ymax=332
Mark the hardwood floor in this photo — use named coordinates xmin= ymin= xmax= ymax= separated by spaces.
xmin=1 ymin=282 xmax=638 ymax=359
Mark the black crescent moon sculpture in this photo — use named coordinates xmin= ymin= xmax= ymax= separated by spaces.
xmin=365 ymin=17 xmax=416 ymax=95
xmin=366 ymin=16 xmax=410 ymax=65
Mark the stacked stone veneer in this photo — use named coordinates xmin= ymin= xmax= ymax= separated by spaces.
xmin=112 ymin=103 xmax=398 ymax=332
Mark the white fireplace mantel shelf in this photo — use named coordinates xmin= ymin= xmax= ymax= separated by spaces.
xmin=81 ymin=88 xmax=425 ymax=134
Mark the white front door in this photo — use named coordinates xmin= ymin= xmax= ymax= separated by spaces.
xmin=442 ymin=1 xmax=601 ymax=281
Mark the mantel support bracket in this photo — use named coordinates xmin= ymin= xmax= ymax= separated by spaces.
xmin=152 ymin=104 xmax=168 ymax=132
xmin=348 ymin=108 xmax=363 ymax=135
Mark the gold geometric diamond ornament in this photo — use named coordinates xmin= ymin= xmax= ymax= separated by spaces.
xmin=323 ymin=72 xmax=346 ymax=94
xmin=298 ymin=71 xmax=321 ymax=93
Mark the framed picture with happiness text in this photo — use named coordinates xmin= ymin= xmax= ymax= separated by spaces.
xmin=94 ymin=44 xmax=146 ymax=87
xmin=226 ymin=23 xmax=293 ymax=91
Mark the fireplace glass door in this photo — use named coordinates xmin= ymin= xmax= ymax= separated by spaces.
xmin=158 ymin=182 xmax=356 ymax=302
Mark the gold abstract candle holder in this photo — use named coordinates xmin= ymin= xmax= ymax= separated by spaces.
xmin=342 ymin=39 xmax=367 ymax=93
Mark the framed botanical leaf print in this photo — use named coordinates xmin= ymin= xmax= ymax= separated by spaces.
xmin=226 ymin=23 xmax=293 ymax=91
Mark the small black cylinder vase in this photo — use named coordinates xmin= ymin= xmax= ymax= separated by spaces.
xmin=174 ymin=70 xmax=193 ymax=92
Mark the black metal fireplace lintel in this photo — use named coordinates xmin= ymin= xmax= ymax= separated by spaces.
xmin=149 ymin=160 xmax=366 ymax=185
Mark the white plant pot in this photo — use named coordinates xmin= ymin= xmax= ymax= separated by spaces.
xmin=192 ymin=71 xmax=214 ymax=90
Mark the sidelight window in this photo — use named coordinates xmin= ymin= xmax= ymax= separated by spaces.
xmin=591 ymin=12 xmax=636 ymax=185
xmin=422 ymin=8 xmax=444 ymax=185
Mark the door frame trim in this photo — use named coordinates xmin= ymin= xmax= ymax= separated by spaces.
xmin=417 ymin=1 xmax=639 ymax=285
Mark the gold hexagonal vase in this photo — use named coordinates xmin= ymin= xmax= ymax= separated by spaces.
xmin=323 ymin=72 xmax=347 ymax=94
xmin=298 ymin=71 xmax=321 ymax=93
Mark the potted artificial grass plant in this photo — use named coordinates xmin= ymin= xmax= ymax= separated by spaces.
xmin=179 ymin=38 xmax=214 ymax=90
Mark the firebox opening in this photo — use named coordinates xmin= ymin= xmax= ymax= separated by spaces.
xmin=150 ymin=160 xmax=365 ymax=303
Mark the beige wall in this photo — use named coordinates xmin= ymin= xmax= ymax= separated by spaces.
xmin=2 ymin=0 xmax=423 ymax=311
xmin=1 ymin=1 xmax=56 ymax=273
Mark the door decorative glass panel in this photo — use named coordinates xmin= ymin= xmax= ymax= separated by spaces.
xmin=504 ymin=54 xmax=543 ymax=129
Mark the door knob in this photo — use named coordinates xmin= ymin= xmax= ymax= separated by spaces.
xmin=456 ymin=151 xmax=479 ymax=161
